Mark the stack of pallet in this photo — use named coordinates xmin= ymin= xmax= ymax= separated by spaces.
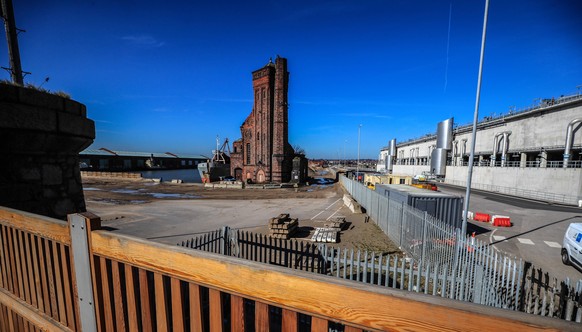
xmin=311 ymin=217 xmax=346 ymax=243
xmin=323 ymin=216 xmax=346 ymax=230
xmin=268 ymin=213 xmax=299 ymax=239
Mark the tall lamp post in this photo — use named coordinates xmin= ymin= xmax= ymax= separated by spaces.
xmin=343 ymin=139 xmax=347 ymax=168
xmin=356 ymin=124 xmax=362 ymax=179
xmin=462 ymin=0 xmax=490 ymax=237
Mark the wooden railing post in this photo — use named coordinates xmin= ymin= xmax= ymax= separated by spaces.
xmin=68 ymin=212 xmax=101 ymax=332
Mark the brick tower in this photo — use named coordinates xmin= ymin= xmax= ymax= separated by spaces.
xmin=231 ymin=56 xmax=295 ymax=183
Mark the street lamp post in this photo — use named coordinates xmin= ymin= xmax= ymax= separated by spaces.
xmin=343 ymin=139 xmax=347 ymax=168
xmin=462 ymin=0 xmax=490 ymax=237
xmin=357 ymin=124 xmax=362 ymax=179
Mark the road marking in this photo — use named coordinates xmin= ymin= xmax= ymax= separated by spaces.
xmin=492 ymin=235 xmax=506 ymax=241
xmin=517 ymin=238 xmax=535 ymax=245
xmin=310 ymin=198 xmax=341 ymax=220
xmin=488 ymin=229 xmax=503 ymax=253
xmin=544 ymin=241 xmax=561 ymax=248
xmin=326 ymin=207 xmax=343 ymax=220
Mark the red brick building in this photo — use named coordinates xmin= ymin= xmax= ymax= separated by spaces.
xmin=231 ymin=56 xmax=300 ymax=183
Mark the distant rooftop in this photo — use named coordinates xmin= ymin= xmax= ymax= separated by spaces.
xmin=80 ymin=148 xmax=208 ymax=160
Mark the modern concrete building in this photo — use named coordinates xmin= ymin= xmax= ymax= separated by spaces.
xmin=377 ymin=92 xmax=582 ymax=205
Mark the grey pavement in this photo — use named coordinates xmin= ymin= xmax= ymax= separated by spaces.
xmin=438 ymin=184 xmax=582 ymax=282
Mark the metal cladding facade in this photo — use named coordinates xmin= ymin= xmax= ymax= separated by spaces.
xmin=375 ymin=184 xmax=463 ymax=229
xmin=436 ymin=117 xmax=454 ymax=149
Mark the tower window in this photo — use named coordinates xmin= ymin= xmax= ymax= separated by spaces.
xmin=246 ymin=143 xmax=251 ymax=164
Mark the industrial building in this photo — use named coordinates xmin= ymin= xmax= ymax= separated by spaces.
xmin=377 ymin=92 xmax=582 ymax=205
xmin=79 ymin=148 xmax=207 ymax=171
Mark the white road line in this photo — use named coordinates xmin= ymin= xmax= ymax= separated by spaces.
xmin=326 ymin=206 xmax=343 ymax=220
xmin=544 ymin=241 xmax=561 ymax=248
xmin=492 ymin=235 xmax=506 ymax=241
xmin=311 ymin=198 xmax=342 ymax=220
xmin=310 ymin=210 xmax=326 ymax=220
xmin=488 ymin=229 xmax=501 ymax=253
xmin=517 ymin=238 xmax=535 ymax=245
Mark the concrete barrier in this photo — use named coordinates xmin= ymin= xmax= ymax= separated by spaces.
xmin=203 ymin=182 xmax=243 ymax=189
xmin=343 ymin=194 xmax=362 ymax=213
xmin=81 ymin=171 xmax=142 ymax=179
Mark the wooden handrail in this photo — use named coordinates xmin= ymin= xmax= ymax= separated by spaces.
xmin=0 ymin=207 xmax=70 ymax=245
xmin=90 ymin=230 xmax=577 ymax=331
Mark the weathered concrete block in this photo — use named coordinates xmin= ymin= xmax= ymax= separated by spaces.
xmin=20 ymin=168 xmax=41 ymax=181
xmin=0 ymin=102 xmax=57 ymax=131
xmin=42 ymin=164 xmax=63 ymax=185
xmin=54 ymin=199 xmax=75 ymax=217
xmin=18 ymin=86 xmax=64 ymax=110
xmin=0 ymin=83 xmax=19 ymax=102
xmin=64 ymin=98 xmax=83 ymax=115
xmin=57 ymin=111 xmax=96 ymax=139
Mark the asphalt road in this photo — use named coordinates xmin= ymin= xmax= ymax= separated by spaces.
xmin=438 ymin=183 xmax=582 ymax=282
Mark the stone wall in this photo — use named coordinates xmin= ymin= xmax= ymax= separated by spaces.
xmin=0 ymin=83 xmax=95 ymax=219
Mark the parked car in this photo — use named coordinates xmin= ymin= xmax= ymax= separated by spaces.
xmin=562 ymin=223 xmax=582 ymax=270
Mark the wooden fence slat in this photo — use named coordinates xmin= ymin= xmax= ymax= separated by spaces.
xmin=139 ymin=269 xmax=153 ymax=332
xmin=281 ymin=308 xmax=297 ymax=331
xmin=18 ymin=231 xmax=30 ymax=305
xmin=344 ymin=325 xmax=363 ymax=332
xmin=43 ymin=238 xmax=58 ymax=320
xmin=29 ymin=236 xmax=43 ymax=315
xmin=50 ymin=242 xmax=67 ymax=326
xmin=99 ymin=257 xmax=115 ymax=332
xmin=209 ymin=288 xmax=222 ymax=332
xmin=154 ymin=272 xmax=168 ymax=332
xmin=23 ymin=234 xmax=37 ymax=310
xmin=124 ymin=264 xmax=138 ymax=332
xmin=311 ymin=316 xmax=328 ymax=331
xmin=171 ymin=278 xmax=184 ymax=332
xmin=189 ymin=284 xmax=203 ymax=332
xmin=230 ymin=294 xmax=245 ymax=332
xmin=7 ymin=228 xmax=19 ymax=297
xmin=254 ymin=301 xmax=268 ymax=331
xmin=36 ymin=237 xmax=51 ymax=317
xmin=59 ymin=244 xmax=75 ymax=330
xmin=0 ymin=227 xmax=8 ymax=290
xmin=111 ymin=261 xmax=127 ymax=331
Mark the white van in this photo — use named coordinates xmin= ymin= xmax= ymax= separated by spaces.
xmin=562 ymin=223 xmax=582 ymax=269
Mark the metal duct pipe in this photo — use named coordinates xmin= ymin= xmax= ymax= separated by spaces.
xmin=500 ymin=131 xmax=511 ymax=167
xmin=564 ymin=118 xmax=582 ymax=168
xmin=430 ymin=148 xmax=447 ymax=176
xmin=461 ymin=139 xmax=467 ymax=156
xmin=389 ymin=139 xmax=397 ymax=156
xmin=491 ymin=133 xmax=502 ymax=166
xmin=387 ymin=157 xmax=394 ymax=173
xmin=436 ymin=118 xmax=454 ymax=149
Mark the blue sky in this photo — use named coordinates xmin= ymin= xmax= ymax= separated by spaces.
xmin=2 ymin=0 xmax=581 ymax=159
